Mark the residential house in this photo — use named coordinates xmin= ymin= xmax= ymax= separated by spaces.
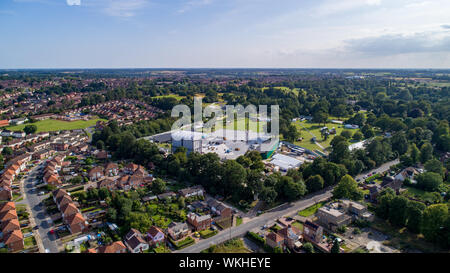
xmin=88 ymin=166 xmax=104 ymax=181
xmin=0 ymin=202 xmax=15 ymax=213
xmin=316 ymin=205 xmax=352 ymax=231
xmin=179 ymin=185 xmax=204 ymax=198
xmin=146 ymin=226 xmax=165 ymax=247
xmin=167 ymin=222 xmax=189 ymax=241
xmin=124 ymin=229 xmax=149 ymax=253
xmin=124 ymin=163 xmax=139 ymax=174
xmin=0 ymin=186 xmax=12 ymax=201
xmin=2 ymin=229 xmax=24 ymax=252
xmin=104 ymin=163 xmax=119 ymax=177
xmin=266 ymin=232 xmax=284 ymax=249
xmin=0 ymin=209 xmax=18 ymax=223
xmin=277 ymin=225 xmax=302 ymax=250
xmin=302 ymin=221 xmax=323 ymax=244
xmin=186 ymin=213 xmax=212 ymax=231
xmin=97 ymin=178 xmax=117 ymax=191
xmin=0 ymin=218 xmax=20 ymax=236
xmin=96 ymin=241 xmax=127 ymax=253
xmin=65 ymin=212 xmax=87 ymax=234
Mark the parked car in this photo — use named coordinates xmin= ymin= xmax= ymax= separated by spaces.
xmin=38 ymin=191 xmax=45 ymax=196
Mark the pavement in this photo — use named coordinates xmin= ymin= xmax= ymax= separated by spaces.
xmin=22 ymin=161 xmax=60 ymax=253
xmin=175 ymin=159 xmax=400 ymax=253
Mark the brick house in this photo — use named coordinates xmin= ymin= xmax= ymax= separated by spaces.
xmin=186 ymin=213 xmax=212 ymax=231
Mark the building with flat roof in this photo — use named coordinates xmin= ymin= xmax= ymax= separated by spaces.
xmin=269 ymin=153 xmax=302 ymax=171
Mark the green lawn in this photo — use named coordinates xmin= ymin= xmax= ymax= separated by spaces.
xmin=402 ymin=186 xmax=442 ymax=203
xmin=153 ymin=94 xmax=185 ymax=101
xmin=200 ymin=229 xmax=218 ymax=239
xmin=291 ymin=221 xmax=303 ymax=231
xmin=292 ymin=119 xmax=362 ymax=152
xmin=236 ymin=217 xmax=243 ymax=226
xmin=7 ymin=118 xmax=107 ymax=133
xmin=24 ymin=236 xmax=36 ymax=248
xmin=262 ymin=86 xmax=300 ymax=96
xmin=298 ymin=202 xmax=325 ymax=217
xmin=201 ymin=238 xmax=251 ymax=253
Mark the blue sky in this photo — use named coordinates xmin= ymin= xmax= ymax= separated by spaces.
xmin=1 ymin=0 xmax=450 ymax=68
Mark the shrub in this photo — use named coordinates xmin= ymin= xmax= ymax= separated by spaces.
xmin=246 ymin=231 xmax=265 ymax=246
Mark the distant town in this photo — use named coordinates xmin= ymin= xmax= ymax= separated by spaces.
xmin=0 ymin=69 xmax=448 ymax=254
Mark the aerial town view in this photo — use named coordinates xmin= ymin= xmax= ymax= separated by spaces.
xmin=0 ymin=0 xmax=449 ymax=269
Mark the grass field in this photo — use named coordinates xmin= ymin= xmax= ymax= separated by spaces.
xmin=298 ymin=202 xmax=325 ymax=217
xmin=201 ymin=238 xmax=251 ymax=253
xmin=153 ymin=94 xmax=185 ymax=100
xmin=292 ymin=119 xmax=362 ymax=152
xmin=262 ymin=86 xmax=301 ymax=96
xmin=7 ymin=118 xmax=107 ymax=133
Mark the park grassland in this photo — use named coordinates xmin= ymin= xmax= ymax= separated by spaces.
xmin=291 ymin=118 xmax=362 ymax=152
xmin=7 ymin=118 xmax=107 ymax=133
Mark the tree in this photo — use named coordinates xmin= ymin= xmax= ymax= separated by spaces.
xmin=420 ymin=142 xmax=433 ymax=163
xmin=361 ymin=124 xmax=375 ymax=138
xmin=259 ymin=187 xmax=277 ymax=205
xmin=151 ymin=178 xmax=167 ymax=194
xmin=410 ymin=144 xmax=421 ymax=164
xmin=422 ymin=204 xmax=448 ymax=243
xmin=352 ymin=131 xmax=363 ymax=141
xmin=331 ymin=239 xmax=340 ymax=253
xmin=1 ymin=147 xmax=13 ymax=156
xmin=283 ymin=124 xmax=300 ymax=142
xmin=416 ymin=172 xmax=443 ymax=192
xmin=96 ymin=140 xmax=105 ymax=150
xmin=305 ymin=175 xmax=324 ymax=193
xmin=391 ymin=133 xmax=408 ymax=155
xmin=406 ymin=201 xmax=426 ymax=234
xmin=23 ymin=124 xmax=37 ymax=135
xmin=329 ymin=141 xmax=350 ymax=164
xmin=332 ymin=175 xmax=363 ymax=201
xmin=313 ymin=111 xmax=328 ymax=125
xmin=376 ymin=189 xmax=395 ymax=219
xmin=388 ymin=196 xmax=409 ymax=227
xmin=178 ymin=197 xmax=186 ymax=208
xmin=302 ymin=242 xmax=315 ymax=253
xmin=340 ymin=130 xmax=353 ymax=139
xmin=424 ymin=159 xmax=444 ymax=177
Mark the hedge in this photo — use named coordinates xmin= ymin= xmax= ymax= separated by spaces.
xmin=200 ymin=229 xmax=218 ymax=239
xmin=169 ymin=236 xmax=195 ymax=250
xmin=246 ymin=231 xmax=265 ymax=246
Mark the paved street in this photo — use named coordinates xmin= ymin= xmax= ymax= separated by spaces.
xmin=175 ymin=159 xmax=399 ymax=253
xmin=22 ymin=162 xmax=60 ymax=253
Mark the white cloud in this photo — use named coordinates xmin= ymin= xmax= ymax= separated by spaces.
xmin=66 ymin=0 xmax=81 ymax=6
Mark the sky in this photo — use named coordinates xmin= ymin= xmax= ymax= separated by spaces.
xmin=1 ymin=0 xmax=450 ymax=68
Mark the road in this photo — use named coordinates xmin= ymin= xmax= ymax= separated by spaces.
xmin=22 ymin=161 xmax=60 ymax=253
xmin=175 ymin=159 xmax=399 ymax=253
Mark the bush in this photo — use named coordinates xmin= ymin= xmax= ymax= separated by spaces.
xmin=169 ymin=236 xmax=195 ymax=250
xmin=302 ymin=242 xmax=314 ymax=253
xmin=336 ymin=225 xmax=347 ymax=234
xmin=246 ymin=231 xmax=265 ymax=246
xmin=353 ymin=228 xmax=361 ymax=235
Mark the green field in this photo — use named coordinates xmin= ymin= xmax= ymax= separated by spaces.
xmin=262 ymin=86 xmax=301 ymax=96
xmin=201 ymin=238 xmax=251 ymax=253
xmin=292 ymin=119 xmax=362 ymax=152
xmin=7 ymin=118 xmax=107 ymax=133
xmin=298 ymin=202 xmax=325 ymax=217
xmin=153 ymin=94 xmax=185 ymax=100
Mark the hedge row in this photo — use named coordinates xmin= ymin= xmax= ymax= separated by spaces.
xmin=169 ymin=236 xmax=195 ymax=250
